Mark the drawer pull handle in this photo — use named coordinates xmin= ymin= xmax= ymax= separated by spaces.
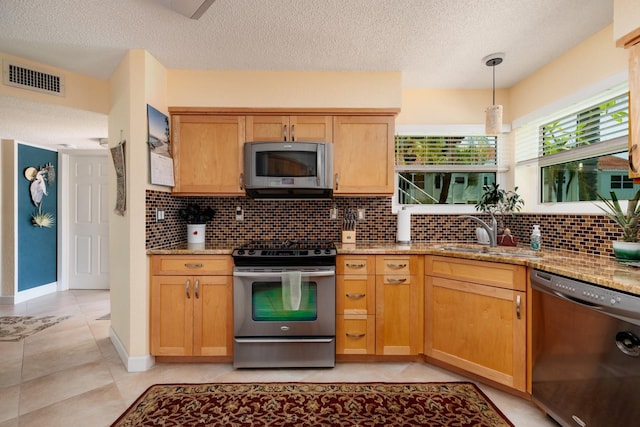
xmin=516 ymin=295 xmax=521 ymax=319
xmin=185 ymin=263 xmax=204 ymax=269
xmin=185 ymin=279 xmax=191 ymax=299
xmin=386 ymin=263 xmax=407 ymax=269
xmin=346 ymin=333 xmax=365 ymax=338
xmin=195 ymin=279 xmax=200 ymax=299
xmin=346 ymin=263 xmax=365 ymax=268
xmin=346 ymin=293 xmax=365 ymax=299
xmin=386 ymin=278 xmax=407 ymax=284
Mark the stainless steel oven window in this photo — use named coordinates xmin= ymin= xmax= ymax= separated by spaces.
xmin=251 ymin=280 xmax=318 ymax=322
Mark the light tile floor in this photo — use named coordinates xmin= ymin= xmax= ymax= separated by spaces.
xmin=0 ymin=290 xmax=558 ymax=427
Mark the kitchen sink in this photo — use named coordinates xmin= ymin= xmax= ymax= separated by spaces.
xmin=437 ymin=245 xmax=542 ymax=258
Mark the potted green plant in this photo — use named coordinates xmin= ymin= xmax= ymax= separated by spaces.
xmin=178 ymin=203 xmax=216 ymax=244
xmin=475 ymin=183 xmax=524 ymax=236
xmin=596 ymin=188 xmax=640 ymax=261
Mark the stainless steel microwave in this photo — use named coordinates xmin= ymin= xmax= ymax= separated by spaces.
xmin=243 ymin=141 xmax=334 ymax=198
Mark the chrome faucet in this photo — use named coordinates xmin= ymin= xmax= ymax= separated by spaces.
xmin=459 ymin=214 xmax=498 ymax=247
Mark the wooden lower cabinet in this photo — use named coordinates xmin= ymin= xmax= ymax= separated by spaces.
xmin=336 ymin=255 xmax=376 ymax=355
xmin=424 ymin=256 xmax=527 ymax=391
xmin=150 ymin=256 xmax=233 ymax=357
xmin=375 ymin=255 xmax=423 ymax=355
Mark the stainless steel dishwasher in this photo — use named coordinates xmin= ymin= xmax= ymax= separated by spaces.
xmin=531 ymin=269 xmax=640 ymax=427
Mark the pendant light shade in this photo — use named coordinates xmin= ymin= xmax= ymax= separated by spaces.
xmin=483 ymin=53 xmax=505 ymax=135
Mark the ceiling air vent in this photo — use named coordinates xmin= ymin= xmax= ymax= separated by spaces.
xmin=3 ymin=61 xmax=65 ymax=96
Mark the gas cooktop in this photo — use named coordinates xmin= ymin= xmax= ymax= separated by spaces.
xmin=232 ymin=239 xmax=337 ymax=267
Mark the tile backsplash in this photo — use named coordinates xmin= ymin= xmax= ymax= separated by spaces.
xmin=146 ymin=190 xmax=624 ymax=258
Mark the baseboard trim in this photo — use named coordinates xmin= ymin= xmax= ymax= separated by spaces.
xmin=13 ymin=282 xmax=57 ymax=304
xmin=109 ymin=326 xmax=155 ymax=372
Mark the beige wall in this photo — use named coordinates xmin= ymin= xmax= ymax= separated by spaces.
xmin=0 ymin=51 xmax=109 ymax=114
xmin=0 ymin=140 xmax=16 ymax=299
xmin=397 ymin=88 xmax=510 ymax=125
xmin=109 ymin=49 xmax=168 ymax=364
xmin=510 ymin=25 xmax=627 ymax=123
xmin=168 ymin=70 xmax=402 ymax=109
xmin=614 ymin=0 xmax=640 ymax=44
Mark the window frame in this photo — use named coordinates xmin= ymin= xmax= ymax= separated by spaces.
xmin=392 ymin=125 xmax=510 ymax=214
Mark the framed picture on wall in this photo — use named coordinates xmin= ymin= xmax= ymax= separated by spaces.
xmin=147 ymin=104 xmax=175 ymax=187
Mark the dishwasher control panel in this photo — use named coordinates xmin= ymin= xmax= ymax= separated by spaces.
xmin=531 ymin=269 xmax=640 ymax=324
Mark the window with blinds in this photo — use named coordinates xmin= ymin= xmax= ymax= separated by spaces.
xmin=540 ymin=92 xmax=628 ymax=157
xmin=527 ymin=90 xmax=639 ymax=203
xmin=395 ymin=135 xmax=499 ymax=205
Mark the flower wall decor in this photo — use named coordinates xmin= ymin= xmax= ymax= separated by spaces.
xmin=24 ymin=163 xmax=56 ymax=228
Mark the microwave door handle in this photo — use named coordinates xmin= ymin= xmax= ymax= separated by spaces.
xmin=233 ymin=270 xmax=335 ymax=278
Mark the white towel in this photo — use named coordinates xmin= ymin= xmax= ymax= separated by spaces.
xmin=281 ymin=271 xmax=302 ymax=311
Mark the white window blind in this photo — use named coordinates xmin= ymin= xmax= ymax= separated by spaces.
xmin=395 ymin=135 xmax=498 ymax=170
xmin=516 ymin=85 xmax=629 ymax=164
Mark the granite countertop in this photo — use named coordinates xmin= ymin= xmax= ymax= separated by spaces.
xmin=148 ymin=241 xmax=640 ymax=296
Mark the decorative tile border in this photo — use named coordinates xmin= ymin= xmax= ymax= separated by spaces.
xmin=146 ymin=190 xmax=624 ymax=258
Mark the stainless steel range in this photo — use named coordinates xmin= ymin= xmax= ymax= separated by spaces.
xmin=232 ymin=240 xmax=336 ymax=368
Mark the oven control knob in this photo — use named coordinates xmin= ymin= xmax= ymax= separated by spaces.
xmin=237 ymin=249 xmax=245 ymax=255
xmin=248 ymin=250 xmax=255 ymax=255
xmin=314 ymin=249 xmax=321 ymax=255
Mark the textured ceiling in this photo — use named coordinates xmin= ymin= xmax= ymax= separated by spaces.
xmin=0 ymin=0 xmax=614 ymax=148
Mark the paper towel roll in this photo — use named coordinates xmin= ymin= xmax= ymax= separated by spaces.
xmin=397 ymin=208 xmax=411 ymax=243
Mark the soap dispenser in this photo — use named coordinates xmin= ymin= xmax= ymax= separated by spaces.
xmin=531 ymin=225 xmax=541 ymax=250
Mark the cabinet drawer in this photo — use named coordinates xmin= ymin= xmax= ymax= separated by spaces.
xmin=151 ymin=255 xmax=233 ymax=275
xmin=376 ymin=256 xmax=412 ymax=275
xmin=425 ymin=255 xmax=526 ymax=291
xmin=337 ymin=256 xmax=374 ymax=275
xmin=336 ymin=275 xmax=375 ymax=315
xmin=336 ymin=315 xmax=375 ymax=355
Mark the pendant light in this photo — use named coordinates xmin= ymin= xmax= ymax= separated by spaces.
xmin=483 ymin=53 xmax=505 ymax=135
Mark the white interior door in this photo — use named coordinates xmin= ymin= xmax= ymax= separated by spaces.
xmin=68 ymin=154 xmax=109 ymax=289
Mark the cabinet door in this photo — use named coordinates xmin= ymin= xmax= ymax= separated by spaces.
xmin=246 ymin=115 xmax=333 ymax=142
xmin=193 ymin=275 xmax=233 ymax=356
xmin=150 ymin=275 xmax=194 ymax=356
xmin=375 ymin=273 xmax=423 ymax=355
xmin=246 ymin=115 xmax=289 ymax=141
xmin=630 ymin=43 xmax=640 ymax=178
xmin=425 ymin=275 xmax=526 ymax=391
xmin=172 ymin=115 xmax=245 ymax=195
xmin=289 ymin=116 xmax=333 ymax=142
xmin=333 ymin=115 xmax=394 ymax=195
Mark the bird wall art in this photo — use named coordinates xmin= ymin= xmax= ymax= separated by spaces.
xmin=24 ymin=163 xmax=56 ymax=228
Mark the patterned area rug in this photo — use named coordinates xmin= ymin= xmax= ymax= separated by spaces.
xmin=0 ymin=315 xmax=70 ymax=341
xmin=111 ymin=382 xmax=514 ymax=426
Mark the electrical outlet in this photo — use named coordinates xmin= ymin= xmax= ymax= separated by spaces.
xmin=235 ymin=206 xmax=244 ymax=221
xmin=357 ymin=208 xmax=366 ymax=220
xmin=155 ymin=208 xmax=165 ymax=222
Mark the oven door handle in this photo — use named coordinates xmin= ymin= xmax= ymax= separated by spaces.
xmin=233 ymin=270 xmax=335 ymax=278
xmin=234 ymin=338 xmax=334 ymax=343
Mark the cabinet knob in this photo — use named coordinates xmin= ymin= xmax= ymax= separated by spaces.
xmin=334 ymin=173 xmax=339 ymax=190
xmin=386 ymin=278 xmax=407 ymax=284
xmin=283 ymin=124 xmax=287 ymax=141
xmin=346 ymin=293 xmax=365 ymax=299
xmin=195 ymin=279 xmax=200 ymax=299
xmin=239 ymin=172 xmax=244 ymax=191
xmin=185 ymin=279 xmax=191 ymax=299
xmin=516 ymin=294 xmax=521 ymax=319
xmin=291 ymin=124 xmax=295 ymax=142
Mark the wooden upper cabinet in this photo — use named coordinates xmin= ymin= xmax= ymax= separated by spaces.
xmin=246 ymin=115 xmax=333 ymax=143
xmin=171 ymin=115 xmax=245 ymax=195
xmin=629 ymin=43 xmax=640 ymax=179
xmin=333 ymin=115 xmax=394 ymax=195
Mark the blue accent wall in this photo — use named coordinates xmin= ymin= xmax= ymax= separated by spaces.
xmin=17 ymin=145 xmax=58 ymax=292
